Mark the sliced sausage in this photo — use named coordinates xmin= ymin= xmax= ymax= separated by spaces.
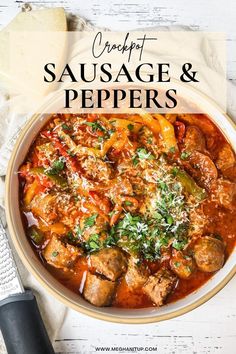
xmin=215 ymin=144 xmax=235 ymax=172
xmin=193 ymin=236 xmax=225 ymax=272
xmin=184 ymin=126 xmax=206 ymax=153
xmin=188 ymin=151 xmax=218 ymax=189
xmin=90 ymin=248 xmax=127 ymax=281
xmin=83 ymin=272 xmax=116 ymax=307
xmin=143 ymin=269 xmax=177 ymax=306
xmin=125 ymin=258 xmax=149 ymax=290
xmin=31 ymin=193 xmax=58 ymax=223
xmin=43 ymin=235 xmax=80 ymax=270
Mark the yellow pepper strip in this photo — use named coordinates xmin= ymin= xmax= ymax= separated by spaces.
xmin=41 ymin=222 xmax=68 ymax=235
xmin=123 ymin=115 xmax=145 ymax=124
xmin=110 ymin=118 xmax=142 ymax=133
xmin=113 ymin=130 xmax=128 ymax=151
xmin=164 ymin=114 xmax=178 ymax=124
xmin=139 ymin=112 xmax=160 ymax=136
xmin=154 ymin=114 xmax=178 ymax=152
xmin=100 ymin=132 xmax=119 ymax=157
xmin=24 ymin=179 xmax=39 ymax=206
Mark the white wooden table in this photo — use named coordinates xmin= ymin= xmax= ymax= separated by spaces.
xmin=0 ymin=1 xmax=236 ymax=353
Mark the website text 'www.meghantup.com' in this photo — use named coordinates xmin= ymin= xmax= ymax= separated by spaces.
xmin=94 ymin=346 xmax=158 ymax=352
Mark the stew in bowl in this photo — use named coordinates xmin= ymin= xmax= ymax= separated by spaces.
xmin=18 ymin=112 xmax=236 ymax=309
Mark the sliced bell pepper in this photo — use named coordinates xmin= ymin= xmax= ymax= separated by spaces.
xmin=30 ymin=167 xmax=67 ymax=189
xmin=174 ymin=168 xmax=207 ymax=201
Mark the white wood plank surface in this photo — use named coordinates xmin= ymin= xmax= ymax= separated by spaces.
xmin=0 ymin=1 xmax=236 ymax=353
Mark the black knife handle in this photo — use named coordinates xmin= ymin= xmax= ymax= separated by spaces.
xmin=0 ymin=290 xmax=55 ymax=354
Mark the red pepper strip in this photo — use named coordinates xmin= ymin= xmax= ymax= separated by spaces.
xmin=110 ymin=205 xmax=123 ymax=226
xmin=174 ymin=121 xmax=186 ymax=143
xmin=41 ymin=131 xmax=81 ymax=173
xmin=87 ymin=114 xmax=98 ymax=122
xmin=89 ymin=191 xmax=111 ymax=214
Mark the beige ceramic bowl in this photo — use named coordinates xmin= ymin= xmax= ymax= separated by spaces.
xmin=5 ymin=84 xmax=236 ymax=323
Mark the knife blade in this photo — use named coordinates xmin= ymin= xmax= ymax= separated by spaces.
xmin=0 ymin=216 xmax=55 ymax=354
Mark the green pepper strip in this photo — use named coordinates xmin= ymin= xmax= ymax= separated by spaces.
xmin=175 ymin=169 xmax=207 ymax=201
xmin=30 ymin=167 xmax=67 ymax=189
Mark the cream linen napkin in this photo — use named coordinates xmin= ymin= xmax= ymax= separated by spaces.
xmin=0 ymin=5 xmax=236 ymax=354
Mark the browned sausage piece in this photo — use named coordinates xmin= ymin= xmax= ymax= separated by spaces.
xmin=170 ymin=250 xmax=196 ymax=279
xmin=215 ymin=144 xmax=235 ymax=172
xmin=31 ymin=193 xmax=58 ymax=223
xmin=189 ymin=151 xmax=218 ymax=189
xmin=83 ymin=272 xmax=116 ymax=307
xmin=90 ymin=248 xmax=127 ymax=281
xmin=143 ymin=269 xmax=177 ymax=306
xmin=184 ymin=126 xmax=206 ymax=153
xmin=125 ymin=258 xmax=149 ymax=290
xmin=193 ymin=236 xmax=225 ymax=272
xmin=43 ymin=235 xmax=80 ymax=270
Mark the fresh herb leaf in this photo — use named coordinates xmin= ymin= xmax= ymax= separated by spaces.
xmin=47 ymin=159 xmax=65 ymax=175
xmin=62 ymin=124 xmax=70 ymax=130
xmin=124 ymin=201 xmax=133 ymax=206
xmin=172 ymin=239 xmax=188 ymax=250
xmin=84 ymin=234 xmax=101 ymax=252
xmin=67 ymin=149 xmax=75 ymax=157
xmin=136 ymin=147 xmax=155 ymax=160
xmin=127 ymin=124 xmax=134 ymax=131
xmin=76 ymin=225 xmax=83 ymax=237
xmin=84 ymin=214 xmax=98 ymax=228
xmin=180 ymin=151 xmax=191 ymax=160
xmin=85 ymin=121 xmax=106 ymax=132
xmin=52 ymin=251 xmax=59 ymax=257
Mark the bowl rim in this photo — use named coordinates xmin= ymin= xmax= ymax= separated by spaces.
xmin=5 ymin=95 xmax=236 ymax=324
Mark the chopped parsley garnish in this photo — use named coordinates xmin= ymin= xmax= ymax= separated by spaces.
xmin=85 ymin=234 xmax=101 ymax=252
xmin=124 ymin=200 xmax=133 ymax=206
xmin=85 ymin=121 xmax=106 ymax=132
xmin=84 ymin=214 xmax=98 ymax=228
xmin=47 ymin=159 xmax=65 ymax=175
xmin=76 ymin=225 xmax=83 ymax=237
xmin=172 ymin=239 xmax=188 ymax=250
xmin=67 ymin=149 xmax=75 ymax=157
xmin=62 ymin=123 xmax=70 ymax=130
xmin=136 ymin=147 xmax=155 ymax=160
xmin=52 ymin=251 xmax=59 ymax=257
xmin=180 ymin=151 xmax=191 ymax=160
xmin=132 ymin=147 xmax=155 ymax=165
xmin=127 ymin=124 xmax=134 ymax=131
xmin=66 ymin=231 xmax=79 ymax=244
